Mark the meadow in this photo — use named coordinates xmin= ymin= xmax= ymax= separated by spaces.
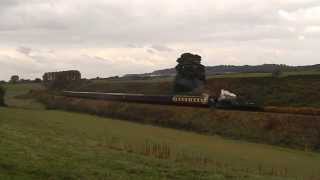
xmin=1 ymin=79 xmax=320 ymax=179
xmin=207 ymin=70 xmax=320 ymax=79
xmin=38 ymin=94 xmax=320 ymax=151
xmin=2 ymin=107 xmax=320 ymax=179
xmin=2 ymin=83 xmax=45 ymax=109
xmin=92 ymin=69 xmax=320 ymax=83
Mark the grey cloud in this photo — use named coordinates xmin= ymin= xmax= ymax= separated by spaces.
xmin=0 ymin=0 xmax=320 ymax=80
xmin=0 ymin=0 xmax=21 ymax=9
xmin=146 ymin=49 xmax=155 ymax=54
xmin=0 ymin=55 xmax=46 ymax=80
xmin=16 ymin=46 xmax=32 ymax=56
xmin=126 ymin=44 xmax=144 ymax=48
xmin=0 ymin=0 xmax=294 ymax=45
xmin=92 ymin=56 xmax=113 ymax=62
xmin=151 ymin=45 xmax=174 ymax=52
xmin=276 ymin=0 xmax=320 ymax=11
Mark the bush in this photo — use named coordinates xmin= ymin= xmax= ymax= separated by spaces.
xmin=0 ymin=86 xmax=6 ymax=106
xmin=272 ymin=69 xmax=283 ymax=78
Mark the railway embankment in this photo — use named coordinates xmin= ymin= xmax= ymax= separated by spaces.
xmin=37 ymin=93 xmax=320 ymax=152
xmin=74 ymin=75 xmax=320 ymax=108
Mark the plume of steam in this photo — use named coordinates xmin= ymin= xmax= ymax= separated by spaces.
xmin=218 ymin=89 xmax=237 ymax=101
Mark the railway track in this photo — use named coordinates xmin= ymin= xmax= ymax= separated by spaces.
xmin=61 ymin=91 xmax=320 ymax=116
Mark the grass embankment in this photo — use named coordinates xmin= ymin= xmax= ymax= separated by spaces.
xmin=2 ymin=83 xmax=45 ymax=109
xmin=207 ymin=70 xmax=320 ymax=79
xmin=38 ymin=95 xmax=320 ymax=151
xmin=1 ymin=107 xmax=320 ymax=179
xmin=75 ymin=75 xmax=320 ymax=107
xmin=205 ymin=75 xmax=320 ymax=107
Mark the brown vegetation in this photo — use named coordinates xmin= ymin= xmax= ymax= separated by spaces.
xmin=102 ymin=138 xmax=294 ymax=179
xmin=37 ymin=93 xmax=320 ymax=151
xmin=264 ymin=106 xmax=320 ymax=116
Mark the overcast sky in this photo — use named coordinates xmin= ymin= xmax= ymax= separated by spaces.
xmin=0 ymin=0 xmax=320 ymax=80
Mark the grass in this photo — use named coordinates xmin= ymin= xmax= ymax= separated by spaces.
xmin=1 ymin=107 xmax=320 ymax=179
xmin=208 ymin=72 xmax=272 ymax=79
xmin=282 ymin=70 xmax=320 ymax=76
xmin=2 ymin=83 xmax=45 ymax=109
xmin=91 ymin=70 xmax=320 ymax=83
xmin=38 ymin=95 xmax=320 ymax=151
xmin=2 ymin=83 xmax=320 ymax=179
xmin=207 ymin=70 xmax=320 ymax=79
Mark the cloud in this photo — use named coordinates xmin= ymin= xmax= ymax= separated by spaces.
xmin=16 ymin=46 xmax=32 ymax=56
xmin=278 ymin=10 xmax=297 ymax=21
xmin=146 ymin=49 xmax=155 ymax=54
xmin=0 ymin=0 xmax=320 ymax=80
xmin=298 ymin=35 xmax=306 ymax=40
xmin=151 ymin=45 xmax=174 ymax=52
xmin=304 ymin=26 xmax=320 ymax=33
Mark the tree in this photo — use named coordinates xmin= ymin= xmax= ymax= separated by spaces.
xmin=0 ymin=86 xmax=6 ymax=106
xmin=272 ymin=68 xmax=283 ymax=78
xmin=10 ymin=75 xmax=19 ymax=83
xmin=34 ymin=78 xmax=42 ymax=83
xmin=46 ymin=71 xmax=81 ymax=90
xmin=42 ymin=70 xmax=81 ymax=90
xmin=174 ymin=53 xmax=206 ymax=93
xmin=49 ymin=73 xmax=70 ymax=90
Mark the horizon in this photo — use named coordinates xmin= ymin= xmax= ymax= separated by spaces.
xmin=1 ymin=0 xmax=320 ymax=80
xmin=1 ymin=62 xmax=319 ymax=81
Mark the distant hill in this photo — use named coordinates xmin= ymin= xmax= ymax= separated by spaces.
xmin=123 ymin=64 xmax=320 ymax=77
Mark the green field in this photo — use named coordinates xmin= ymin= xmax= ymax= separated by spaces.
xmin=1 ymin=107 xmax=320 ymax=179
xmin=1 ymin=83 xmax=320 ymax=179
xmin=2 ymin=83 xmax=45 ymax=109
xmin=208 ymin=70 xmax=320 ymax=79
xmin=92 ymin=70 xmax=320 ymax=83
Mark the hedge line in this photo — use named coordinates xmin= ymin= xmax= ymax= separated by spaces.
xmin=37 ymin=94 xmax=320 ymax=151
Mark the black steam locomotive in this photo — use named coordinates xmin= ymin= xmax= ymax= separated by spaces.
xmin=62 ymin=90 xmax=261 ymax=111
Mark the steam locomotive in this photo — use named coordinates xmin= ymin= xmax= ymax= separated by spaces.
xmin=62 ymin=90 xmax=261 ymax=111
